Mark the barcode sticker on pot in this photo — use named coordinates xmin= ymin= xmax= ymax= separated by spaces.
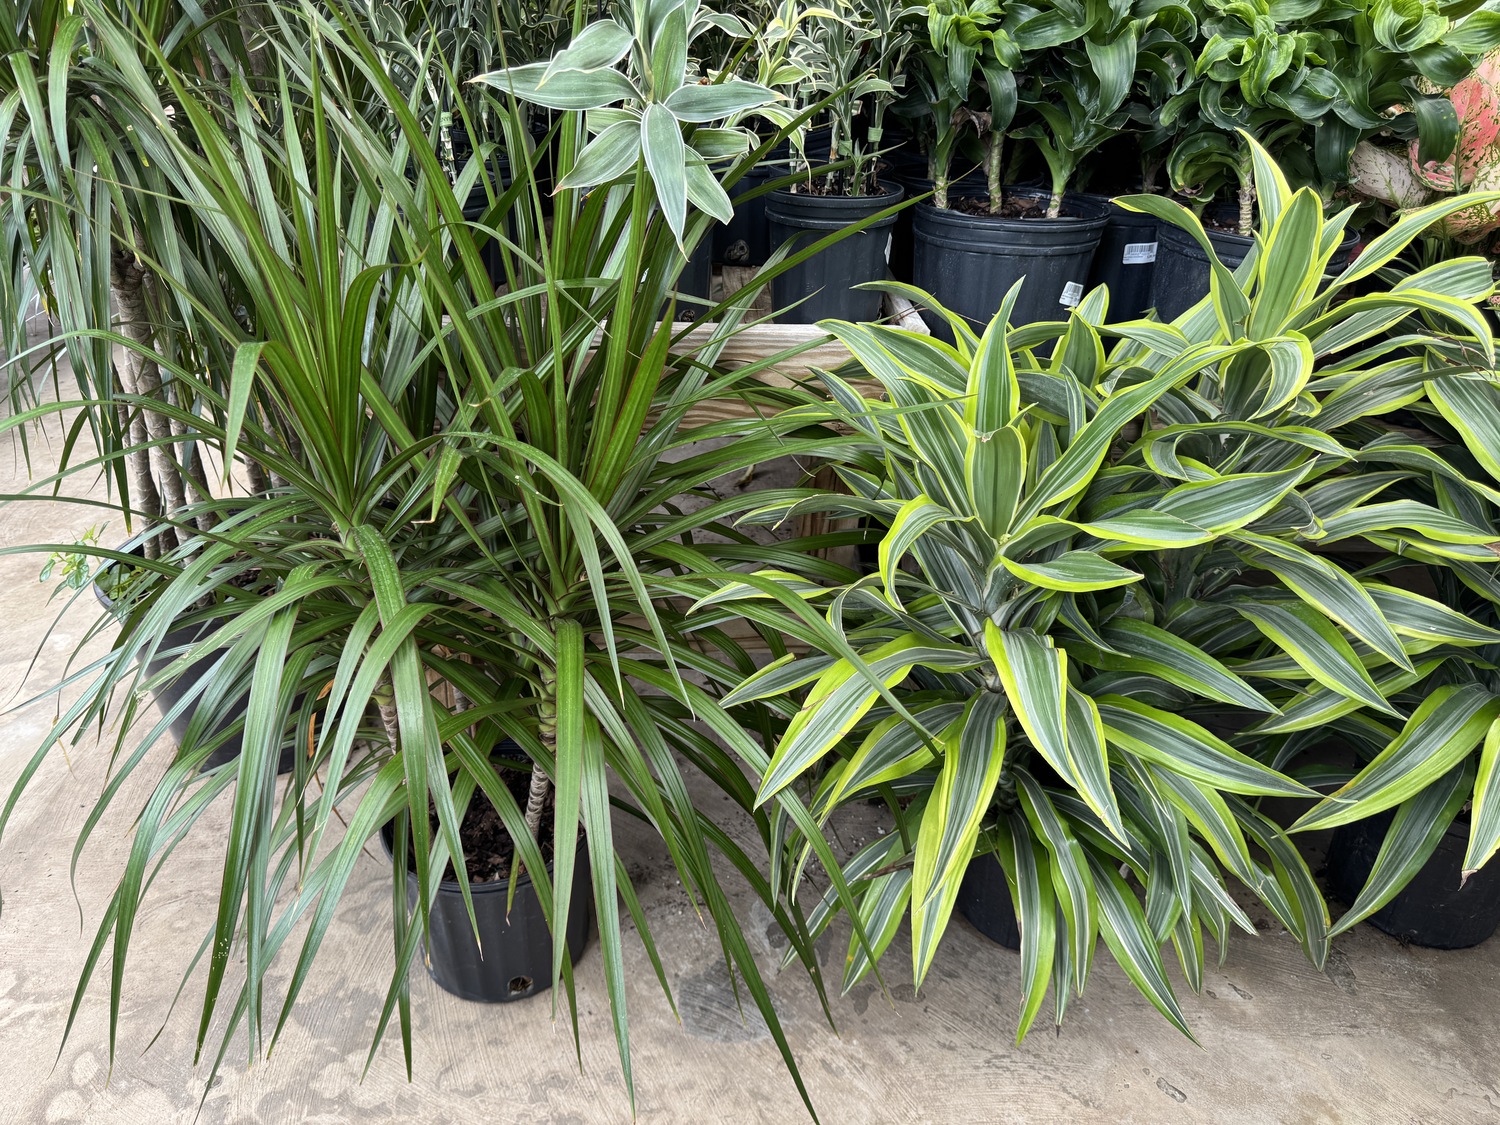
xmin=1059 ymin=282 xmax=1084 ymax=307
xmin=1122 ymin=241 xmax=1158 ymax=265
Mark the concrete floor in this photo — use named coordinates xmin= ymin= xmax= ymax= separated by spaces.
xmin=3 ymin=372 xmax=1499 ymax=1124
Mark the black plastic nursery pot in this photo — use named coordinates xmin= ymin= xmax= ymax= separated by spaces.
xmin=765 ymin=184 xmax=904 ymax=324
xmin=1326 ymin=807 xmax=1500 ymax=950
xmin=1149 ymin=219 xmax=1254 ymax=322
xmin=382 ymin=816 xmax=593 ymax=1003
xmin=886 ymin=164 xmax=986 ymax=285
xmin=1082 ymin=197 xmax=1159 ymax=322
xmin=1150 ymin=207 xmax=1359 ymax=322
xmin=93 ymin=557 xmax=297 ymax=773
xmin=714 ymin=144 xmax=791 ymax=268
xmin=668 ymin=234 xmax=716 ymax=321
xmin=911 ymin=189 xmax=1109 ymax=339
xmin=955 ymin=851 xmax=1021 ymax=950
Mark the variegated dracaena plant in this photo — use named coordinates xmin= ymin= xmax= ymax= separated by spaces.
xmin=695 ymin=137 xmax=1500 ymax=1033
xmin=1086 ymin=135 xmax=1500 ymax=939
xmin=693 ymin=291 xmax=1375 ymax=1039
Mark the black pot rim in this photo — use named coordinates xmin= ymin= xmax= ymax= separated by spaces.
xmin=1157 ymin=216 xmax=1360 ymax=252
xmin=767 ymin=182 xmax=904 ymax=204
xmin=916 ymin=189 xmax=1110 ymax=228
xmin=92 ymin=538 xmax=152 ymax=615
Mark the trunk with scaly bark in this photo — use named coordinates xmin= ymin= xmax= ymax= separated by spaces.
xmin=1238 ymin=179 xmax=1255 ymax=238
xmin=115 ymin=399 xmax=162 ymax=559
xmin=112 ymin=250 xmax=193 ymax=554
xmin=525 ymin=675 xmax=556 ymax=843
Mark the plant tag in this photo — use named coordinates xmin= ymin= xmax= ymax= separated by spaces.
xmin=1059 ymin=281 xmax=1084 ymax=307
xmin=885 ymin=234 xmax=893 ymax=263
xmin=1122 ymin=241 xmax=1158 ymax=265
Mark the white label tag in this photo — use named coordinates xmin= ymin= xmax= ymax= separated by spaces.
xmin=1122 ymin=241 xmax=1158 ymax=265
xmin=1060 ymin=281 xmax=1084 ymax=307
xmin=884 ymin=233 xmax=893 ymax=264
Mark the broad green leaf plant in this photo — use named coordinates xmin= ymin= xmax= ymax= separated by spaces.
xmin=1160 ymin=0 xmax=1500 ymax=234
xmin=700 ymin=284 xmax=1383 ymax=1037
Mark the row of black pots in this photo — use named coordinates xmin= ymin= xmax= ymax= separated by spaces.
xmin=956 ymin=807 xmax=1500 ymax=955
xmin=1150 ymin=205 xmax=1362 ymax=321
xmin=712 ymin=146 xmax=1377 ymax=335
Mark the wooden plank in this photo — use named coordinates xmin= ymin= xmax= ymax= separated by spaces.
xmin=665 ymin=284 xmax=914 ymax=426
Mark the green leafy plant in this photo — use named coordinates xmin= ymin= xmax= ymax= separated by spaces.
xmin=1107 ymin=137 xmax=1500 ymax=929
xmin=700 ymin=289 xmax=1365 ymax=1035
xmin=38 ymin=525 xmax=105 ymax=593
xmin=1160 ymin=0 xmax=1500 ymax=234
xmin=478 ymin=0 xmax=779 ymax=245
xmin=0 ymin=0 xmax=870 ymax=1114
xmin=702 ymin=137 xmax=1500 ymax=1033
xmin=778 ymin=0 xmax=919 ymax=196
xmin=1013 ymin=0 xmax=1159 ymax=215
xmin=912 ymin=0 xmax=1020 ymax=210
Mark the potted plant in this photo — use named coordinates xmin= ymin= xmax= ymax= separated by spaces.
xmin=706 ymin=289 xmax=1351 ymax=1033
xmin=705 ymin=142 xmax=1500 ymax=1020
xmin=906 ymin=0 xmax=1112 ymax=335
xmin=760 ymin=0 xmax=912 ymax=322
xmin=0 ymin=0 xmax=868 ymax=1112
xmin=1076 ymin=5 xmax=1201 ymax=320
xmin=1283 ymin=565 xmax=1500 ymax=950
xmin=1151 ymin=0 xmax=1500 ymax=318
xmin=1347 ymin=45 xmax=1500 ymax=247
xmin=479 ymin=0 xmax=786 ymax=320
xmin=1111 ymin=143 xmax=1500 ymax=945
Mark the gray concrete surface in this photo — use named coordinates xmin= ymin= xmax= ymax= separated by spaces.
xmin=3 ymin=377 xmax=1500 ymax=1124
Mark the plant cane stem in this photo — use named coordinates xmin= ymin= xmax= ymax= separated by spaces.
xmin=112 ymin=251 xmax=190 ymax=554
xmin=986 ymin=134 xmax=1004 ymax=215
xmin=526 ymin=682 xmax=555 ymax=842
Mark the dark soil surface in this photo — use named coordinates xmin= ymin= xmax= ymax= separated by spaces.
xmin=402 ymin=762 xmax=554 ymax=884
xmin=788 ymin=177 xmax=892 ymax=199
xmin=946 ymin=193 xmax=1076 ymax=220
xmin=1202 ymin=213 xmax=1251 ymax=236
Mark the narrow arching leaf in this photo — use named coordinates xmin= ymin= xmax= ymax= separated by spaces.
xmin=1233 ymin=600 xmax=1397 ymax=715
xmin=993 ymin=816 xmax=1055 ymax=1042
xmin=1064 ymin=687 xmax=1125 ymax=840
xmin=1000 ymin=549 xmax=1143 ymax=592
xmin=1098 ymin=697 xmax=1312 ymax=797
xmin=1232 ymin=533 xmax=1412 ymax=671
xmin=1095 ymin=617 xmax=1275 ymax=714
xmin=914 ymin=691 xmax=1007 ymax=909
xmin=968 ymin=424 xmax=1026 ymax=541
xmin=1464 ymin=716 xmax=1500 ymax=877
xmin=986 ymin=625 xmax=1069 ymax=778
xmin=1294 ymin=685 xmax=1500 ymax=832
xmin=478 ymin=61 xmax=639 ymax=110
xmin=664 ymin=80 xmax=777 ymax=122
xmin=1088 ymin=854 xmax=1195 ymax=1041
xmin=1017 ymin=771 xmax=1096 ymax=992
